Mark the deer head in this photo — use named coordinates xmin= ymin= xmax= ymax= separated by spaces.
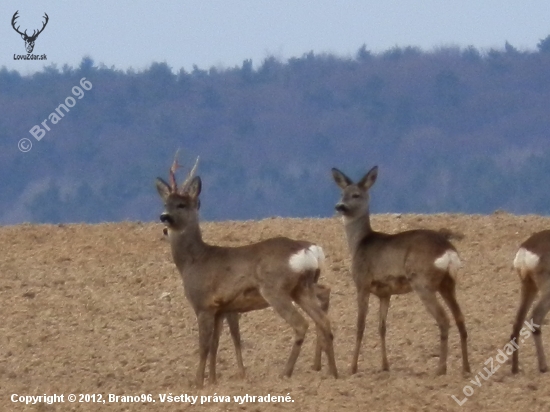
xmin=332 ymin=166 xmax=378 ymax=220
xmin=12 ymin=11 xmax=49 ymax=53
xmin=156 ymin=152 xmax=201 ymax=231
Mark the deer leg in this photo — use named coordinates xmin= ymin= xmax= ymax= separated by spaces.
xmin=226 ymin=312 xmax=246 ymax=378
xmin=196 ymin=312 xmax=216 ymax=388
xmin=351 ymin=287 xmax=370 ymax=374
xmin=295 ymin=286 xmax=338 ymax=378
xmin=413 ymin=284 xmax=450 ymax=375
xmin=439 ymin=274 xmax=470 ymax=373
xmin=208 ymin=313 xmax=223 ymax=385
xmin=531 ymin=287 xmax=550 ymax=373
xmin=260 ymin=287 xmax=309 ymax=378
xmin=313 ymin=284 xmax=331 ymax=372
xmin=510 ymin=276 xmax=537 ymax=373
xmin=378 ymin=296 xmax=391 ymax=371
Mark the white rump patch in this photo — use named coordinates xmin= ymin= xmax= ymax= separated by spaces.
xmin=513 ymin=248 xmax=540 ymax=273
xmin=289 ymin=245 xmax=325 ymax=273
xmin=434 ymin=250 xmax=461 ymax=276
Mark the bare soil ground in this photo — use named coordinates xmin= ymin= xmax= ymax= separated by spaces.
xmin=2 ymin=213 xmax=550 ymax=411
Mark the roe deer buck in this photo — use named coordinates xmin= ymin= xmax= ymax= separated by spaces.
xmin=511 ymin=230 xmax=550 ymax=373
xmin=161 ymin=224 xmax=294 ymax=380
xmin=156 ymin=154 xmax=338 ymax=387
xmin=161 ymin=216 xmax=248 ymax=376
xmin=331 ymin=166 xmax=470 ymax=375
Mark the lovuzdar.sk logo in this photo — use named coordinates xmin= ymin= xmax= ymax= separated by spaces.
xmin=11 ymin=10 xmax=48 ymax=60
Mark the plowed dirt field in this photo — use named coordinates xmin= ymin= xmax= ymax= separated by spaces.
xmin=2 ymin=213 xmax=550 ymax=411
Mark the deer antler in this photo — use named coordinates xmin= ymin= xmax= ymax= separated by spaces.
xmin=169 ymin=150 xmax=181 ymax=192
xmin=181 ymin=156 xmax=200 ymax=192
xmin=11 ymin=11 xmax=49 ymax=39
xmin=168 ymin=150 xmax=199 ymax=194
xmin=11 ymin=11 xmax=25 ymax=36
xmin=30 ymin=13 xmax=49 ymax=40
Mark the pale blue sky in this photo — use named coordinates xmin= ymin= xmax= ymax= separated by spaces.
xmin=1 ymin=1 xmax=550 ymax=74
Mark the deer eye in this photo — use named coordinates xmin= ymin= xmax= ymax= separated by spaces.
xmin=351 ymin=193 xmax=361 ymax=199
xmin=177 ymin=203 xmax=186 ymax=209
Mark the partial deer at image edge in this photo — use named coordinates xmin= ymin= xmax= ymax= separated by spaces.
xmin=511 ymin=230 xmax=550 ymax=373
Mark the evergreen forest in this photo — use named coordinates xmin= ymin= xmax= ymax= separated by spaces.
xmin=2 ymin=38 xmax=550 ymax=224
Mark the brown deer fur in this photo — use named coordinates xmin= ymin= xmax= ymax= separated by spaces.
xmin=332 ymin=166 xmax=470 ymax=375
xmin=511 ymin=230 xmax=550 ymax=373
xmin=155 ymin=157 xmax=337 ymax=387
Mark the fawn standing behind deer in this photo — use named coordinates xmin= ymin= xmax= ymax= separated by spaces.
xmin=511 ymin=230 xmax=550 ymax=373
xmin=156 ymin=154 xmax=338 ymax=387
xmin=331 ymin=166 xmax=470 ymax=375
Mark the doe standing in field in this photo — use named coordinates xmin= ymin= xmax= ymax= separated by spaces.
xmin=331 ymin=165 xmax=470 ymax=375
xmin=155 ymin=153 xmax=338 ymax=388
xmin=511 ymin=230 xmax=550 ymax=373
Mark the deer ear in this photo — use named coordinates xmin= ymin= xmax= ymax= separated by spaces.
xmin=187 ymin=176 xmax=202 ymax=200
xmin=331 ymin=168 xmax=353 ymax=189
xmin=155 ymin=178 xmax=171 ymax=201
xmin=358 ymin=166 xmax=378 ymax=191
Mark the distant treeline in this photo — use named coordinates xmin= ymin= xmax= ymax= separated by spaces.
xmin=2 ymin=38 xmax=550 ymax=224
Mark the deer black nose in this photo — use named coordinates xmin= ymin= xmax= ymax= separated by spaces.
xmin=335 ymin=204 xmax=348 ymax=213
xmin=160 ymin=213 xmax=173 ymax=224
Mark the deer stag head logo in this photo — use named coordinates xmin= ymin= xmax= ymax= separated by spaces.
xmin=11 ymin=11 xmax=49 ymax=54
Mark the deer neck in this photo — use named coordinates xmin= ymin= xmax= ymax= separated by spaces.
xmin=168 ymin=222 xmax=207 ymax=268
xmin=343 ymin=209 xmax=373 ymax=256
